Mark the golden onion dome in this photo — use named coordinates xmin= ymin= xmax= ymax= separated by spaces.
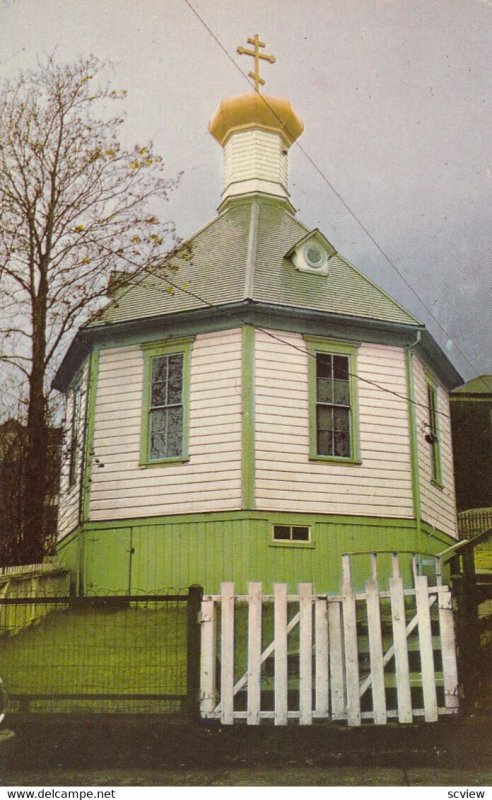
xmin=209 ymin=92 xmax=304 ymax=147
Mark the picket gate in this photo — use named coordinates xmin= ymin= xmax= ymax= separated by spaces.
xmin=199 ymin=556 xmax=459 ymax=725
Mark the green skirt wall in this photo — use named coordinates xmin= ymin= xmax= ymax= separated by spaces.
xmin=56 ymin=511 xmax=453 ymax=596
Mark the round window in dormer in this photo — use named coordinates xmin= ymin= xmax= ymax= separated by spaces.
xmin=305 ymin=244 xmax=326 ymax=269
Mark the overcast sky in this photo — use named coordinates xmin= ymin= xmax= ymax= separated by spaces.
xmin=2 ymin=0 xmax=491 ymax=382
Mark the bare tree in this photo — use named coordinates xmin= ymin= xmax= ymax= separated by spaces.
xmin=0 ymin=55 xmax=178 ymax=563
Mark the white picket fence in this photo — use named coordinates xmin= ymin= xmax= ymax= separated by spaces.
xmin=200 ymin=557 xmax=459 ymax=726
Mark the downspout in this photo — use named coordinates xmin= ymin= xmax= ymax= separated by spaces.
xmin=241 ymin=200 xmax=259 ymax=510
xmin=78 ymin=348 xmax=99 ymax=596
xmin=405 ymin=331 xmax=422 ymax=553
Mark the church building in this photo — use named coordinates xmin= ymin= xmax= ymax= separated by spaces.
xmin=53 ymin=40 xmax=462 ymax=596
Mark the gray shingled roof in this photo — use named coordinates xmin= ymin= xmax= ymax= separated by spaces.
xmin=90 ymin=196 xmax=419 ymax=328
xmin=451 ymin=375 xmax=492 ymax=396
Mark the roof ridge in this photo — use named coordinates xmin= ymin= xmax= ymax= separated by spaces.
xmin=244 ymin=199 xmax=259 ymax=299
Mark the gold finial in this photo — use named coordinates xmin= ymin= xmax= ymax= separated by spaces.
xmin=237 ymin=34 xmax=276 ymax=92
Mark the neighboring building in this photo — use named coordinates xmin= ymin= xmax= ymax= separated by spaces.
xmin=0 ymin=419 xmax=62 ymax=565
xmin=53 ymin=79 xmax=462 ymax=595
xmin=450 ymin=375 xmax=492 ymax=514
xmin=450 ymin=375 xmax=492 ymax=547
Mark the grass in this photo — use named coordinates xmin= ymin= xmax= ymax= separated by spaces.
xmin=0 ymin=603 xmax=188 ymax=713
xmin=475 ymin=541 xmax=492 ymax=572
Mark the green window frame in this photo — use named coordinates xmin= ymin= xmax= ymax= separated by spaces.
xmin=68 ymin=380 xmax=83 ymax=488
xmin=140 ymin=337 xmax=193 ymax=466
xmin=426 ymin=376 xmax=443 ymax=487
xmin=273 ymin=524 xmax=311 ymax=542
xmin=305 ymin=336 xmax=360 ymax=464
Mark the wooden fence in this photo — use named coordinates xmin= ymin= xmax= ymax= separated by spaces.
xmin=0 ymin=563 xmax=71 ymax=637
xmin=200 ymin=557 xmax=459 ymax=726
xmin=458 ymin=509 xmax=492 ymax=538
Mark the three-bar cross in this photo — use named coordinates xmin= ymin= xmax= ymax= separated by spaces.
xmin=237 ymin=34 xmax=276 ymax=92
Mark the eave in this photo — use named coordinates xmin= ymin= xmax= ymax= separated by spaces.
xmin=52 ymin=299 xmax=462 ymax=392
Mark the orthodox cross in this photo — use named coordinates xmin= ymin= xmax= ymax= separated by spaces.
xmin=237 ymin=34 xmax=276 ymax=92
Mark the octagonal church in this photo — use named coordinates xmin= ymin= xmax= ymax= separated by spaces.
xmin=54 ymin=53 xmax=461 ymax=596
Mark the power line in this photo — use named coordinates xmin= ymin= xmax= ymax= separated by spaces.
xmin=104 ymin=252 xmax=452 ymax=420
xmin=181 ymin=0 xmax=485 ymax=383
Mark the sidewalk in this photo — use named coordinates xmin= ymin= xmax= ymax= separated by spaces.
xmin=3 ymin=766 xmax=492 ymax=786
xmin=2 ymin=711 xmax=491 ymax=786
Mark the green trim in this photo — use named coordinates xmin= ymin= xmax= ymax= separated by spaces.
xmin=55 ymin=524 xmax=81 ymax=552
xmin=140 ymin=336 xmax=195 ymax=353
xmin=269 ymin=541 xmax=315 ymax=549
xmin=270 ymin=523 xmax=315 ymax=549
xmin=57 ymin=509 xmax=458 ymax=544
xmin=57 ymin=511 xmax=457 ymax=596
xmin=406 ymin=348 xmax=422 ymax=545
xmin=53 ymin=301 xmax=425 ymax=393
xmin=305 ymin=336 xmax=360 ymax=464
xmin=81 ymin=349 xmax=100 ymax=523
xmin=425 ymin=373 xmax=443 ymax=488
xmin=450 ymin=396 xmax=492 ymax=403
xmin=61 ymin=511 xmax=427 ymax=534
xmin=139 ymin=336 xmax=194 ymax=467
xmin=68 ymin=380 xmax=83 ymax=490
xmin=241 ymin=325 xmax=256 ymax=508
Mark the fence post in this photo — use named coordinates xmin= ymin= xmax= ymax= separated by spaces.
xmin=186 ymin=584 xmax=204 ymax=719
xmin=452 ymin=550 xmax=480 ymax=711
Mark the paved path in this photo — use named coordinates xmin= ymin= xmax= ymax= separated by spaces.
xmin=3 ymin=767 xmax=492 ymax=786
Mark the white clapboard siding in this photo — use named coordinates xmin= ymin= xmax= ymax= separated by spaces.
xmin=89 ymin=329 xmax=243 ymax=520
xmin=254 ymin=330 xmax=414 ymax=518
xmin=57 ymin=359 xmax=89 ymax=538
xmin=412 ymin=356 xmax=458 ymax=537
xmin=224 ymin=129 xmax=287 ymax=187
xmin=201 ymin=576 xmax=459 ymax=726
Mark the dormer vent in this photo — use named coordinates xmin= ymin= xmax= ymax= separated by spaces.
xmin=286 ymin=230 xmax=337 ymax=276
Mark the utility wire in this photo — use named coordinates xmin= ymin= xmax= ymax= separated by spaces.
xmin=152 ymin=268 xmax=453 ymax=421
xmin=181 ymin=0 xmax=485 ymax=385
xmin=100 ymin=246 xmax=452 ymax=421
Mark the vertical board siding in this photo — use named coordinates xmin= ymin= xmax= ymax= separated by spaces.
xmin=88 ymin=329 xmax=243 ymax=519
xmin=413 ymin=356 xmax=458 ymax=537
xmin=57 ymin=360 xmax=89 ymax=539
xmin=255 ymin=330 xmax=414 ymax=517
xmin=76 ymin=515 xmax=450 ymax=597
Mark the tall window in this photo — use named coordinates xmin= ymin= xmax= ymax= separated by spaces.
xmin=149 ymin=353 xmax=184 ymax=460
xmin=306 ymin=337 xmax=360 ymax=463
xmin=68 ymin=383 xmax=82 ymax=487
xmin=141 ymin=338 xmax=192 ymax=465
xmin=427 ymin=380 xmax=442 ymax=485
xmin=316 ymin=353 xmax=351 ymax=457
